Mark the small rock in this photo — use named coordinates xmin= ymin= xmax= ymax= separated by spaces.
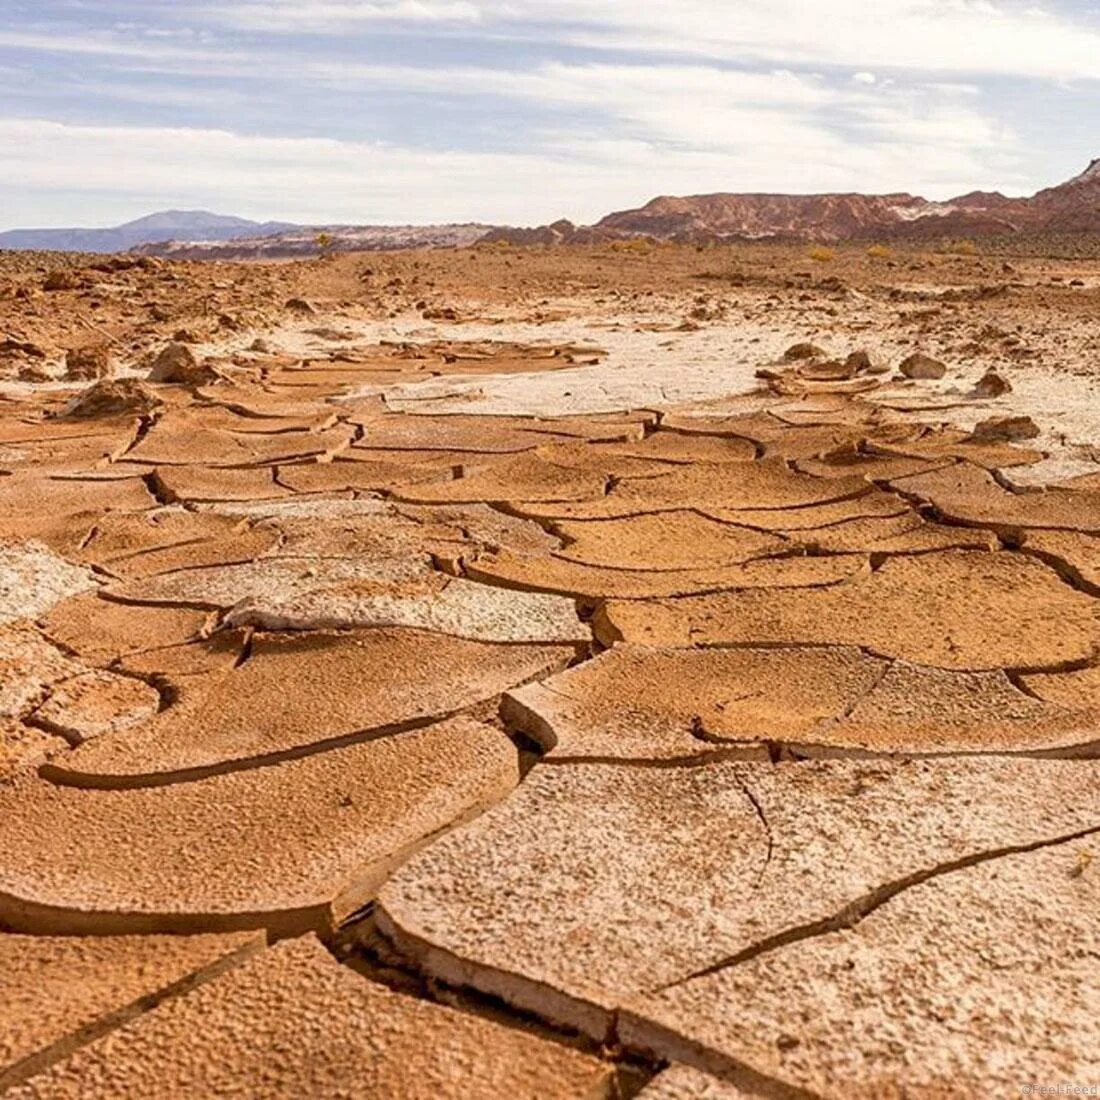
xmin=969 ymin=415 xmax=1040 ymax=443
xmin=285 ymin=297 xmax=316 ymax=315
xmin=783 ymin=342 xmax=828 ymax=361
xmin=16 ymin=362 xmax=53 ymax=383
xmin=64 ymin=345 xmax=111 ymax=381
xmin=0 ymin=335 xmax=47 ymax=359
xmin=845 ymin=350 xmax=888 ymax=375
xmin=147 ymin=342 xmax=226 ymax=386
xmin=43 ymin=270 xmax=80 ymax=292
xmin=899 ymin=352 xmax=947 ymax=380
xmin=305 ymin=327 xmax=352 ymax=342
xmin=801 ymin=360 xmax=857 ymax=381
xmin=61 ymin=379 xmax=163 ymax=419
xmin=249 ymin=337 xmax=273 ymax=354
xmin=972 ymin=369 xmax=1012 ymax=398
xmin=148 ymin=342 xmax=196 ymax=381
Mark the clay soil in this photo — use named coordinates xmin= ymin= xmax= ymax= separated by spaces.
xmin=1 ymin=239 xmax=1099 ymax=1098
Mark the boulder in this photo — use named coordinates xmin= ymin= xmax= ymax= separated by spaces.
xmin=969 ymin=415 xmax=1040 ymax=443
xmin=783 ymin=342 xmax=828 ymax=361
xmin=0 ymin=335 xmax=47 ymax=359
xmin=846 ymin=349 xmax=888 ymax=375
xmin=972 ymin=368 xmax=1012 ymax=397
xmin=899 ymin=352 xmax=947 ymax=380
xmin=63 ymin=345 xmax=111 ymax=382
xmin=62 ymin=379 xmax=163 ymax=419
xmin=148 ymin=343 xmax=226 ymax=386
xmin=15 ymin=362 xmax=52 ymax=383
xmin=42 ymin=271 xmax=80 ymax=292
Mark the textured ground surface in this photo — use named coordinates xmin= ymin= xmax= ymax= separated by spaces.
xmin=2 ymin=242 xmax=1100 ymax=1097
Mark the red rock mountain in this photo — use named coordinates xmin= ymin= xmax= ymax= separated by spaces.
xmin=497 ymin=159 xmax=1100 ymax=244
xmin=38 ymin=160 xmax=1100 ymax=259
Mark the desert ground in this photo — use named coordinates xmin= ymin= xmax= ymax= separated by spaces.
xmin=1 ymin=239 xmax=1099 ymax=1097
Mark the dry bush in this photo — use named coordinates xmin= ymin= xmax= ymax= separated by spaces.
xmin=866 ymin=243 xmax=891 ymax=259
xmin=610 ymin=238 xmax=653 ymax=254
xmin=808 ymin=245 xmax=836 ymax=263
xmin=943 ymin=239 xmax=979 ymax=257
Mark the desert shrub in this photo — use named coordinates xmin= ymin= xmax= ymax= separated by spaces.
xmin=866 ymin=243 xmax=891 ymax=259
xmin=943 ymin=238 xmax=979 ymax=256
xmin=808 ymin=245 xmax=836 ymax=263
xmin=610 ymin=238 xmax=653 ymax=254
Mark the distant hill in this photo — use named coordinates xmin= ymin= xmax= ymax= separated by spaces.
xmin=0 ymin=209 xmax=497 ymax=258
xmin=492 ymin=159 xmax=1100 ymax=245
xmin=7 ymin=159 xmax=1100 ymax=258
xmin=0 ymin=210 xmax=299 ymax=253
xmin=135 ymin=223 xmax=497 ymax=259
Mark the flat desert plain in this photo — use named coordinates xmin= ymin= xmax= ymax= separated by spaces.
xmin=1 ymin=240 xmax=1099 ymax=1098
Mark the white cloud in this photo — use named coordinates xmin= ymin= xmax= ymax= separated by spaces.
xmin=206 ymin=0 xmax=1100 ymax=83
xmin=289 ymin=58 xmax=1017 ymax=181
xmin=207 ymin=0 xmax=482 ymax=28
xmin=0 ymin=2 xmax=1077 ymax=226
xmin=0 ymin=117 xmax=639 ymax=226
xmin=0 ymin=29 xmax=248 ymax=65
xmin=546 ymin=1 xmax=1100 ymax=82
xmin=0 ymin=101 xmax=1024 ymax=230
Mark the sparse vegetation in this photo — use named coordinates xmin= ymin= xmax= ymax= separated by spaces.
xmin=314 ymin=231 xmax=335 ymax=259
xmin=610 ymin=238 xmax=654 ymax=254
xmin=808 ymin=245 xmax=836 ymax=263
xmin=1070 ymin=849 xmax=1093 ymax=879
xmin=942 ymin=238 xmax=979 ymax=257
xmin=866 ymin=244 xmax=891 ymax=259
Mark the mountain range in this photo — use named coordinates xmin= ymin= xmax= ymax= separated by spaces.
xmin=132 ymin=222 xmax=496 ymax=259
xmin=619 ymin=158 xmax=1100 ymax=239
xmin=0 ymin=211 xmax=297 ymax=253
xmin=3 ymin=160 xmax=1099 ymax=257
xmin=490 ymin=158 xmax=1100 ymax=245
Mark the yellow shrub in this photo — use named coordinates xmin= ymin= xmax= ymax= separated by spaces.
xmin=808 ymin=245 xmax=836 ymax=263
xmin=866 ymin=243 xmax=891 ymax=259
xmin=945 ymin=239 xmax=978 ymax=257
xmin=610 ymin=238 xmax=653 ymax=254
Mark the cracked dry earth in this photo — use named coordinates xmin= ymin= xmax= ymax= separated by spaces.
xmin=2 ymin=247 xmax=1100 ymax=1099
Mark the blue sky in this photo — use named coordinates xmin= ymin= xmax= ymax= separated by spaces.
xmin=2 ymin=0 xmax=1099 ymax=228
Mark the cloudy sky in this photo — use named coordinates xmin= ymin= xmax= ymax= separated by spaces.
xmin=2 ymin=0 xmax=1098 ymax=228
